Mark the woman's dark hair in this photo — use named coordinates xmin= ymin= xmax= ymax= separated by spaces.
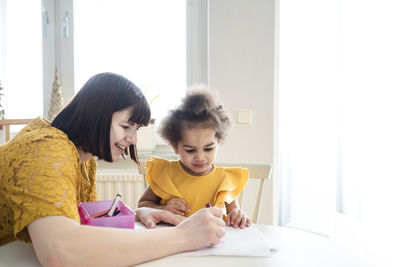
xmin=51 ymin=72 xmax=151 ymax=163
xmin=158 ymin=85 xmax=230 ymax=148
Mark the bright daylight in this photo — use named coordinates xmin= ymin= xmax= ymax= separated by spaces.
xmin=0 ymin=1 xmax=399 ymax=267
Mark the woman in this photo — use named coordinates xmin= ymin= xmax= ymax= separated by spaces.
xmin=0 ymin=72 xmax=225 ymax=266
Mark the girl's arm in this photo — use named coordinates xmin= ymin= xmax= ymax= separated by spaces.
xmin=138 ymin=187 xmax=190 ymax=216
xmin=225 ymin=199 xmax=251 ymax=228
xmin=138 ymin=186 xmax=163 ymax=209
xmin=28 ymin=207 xmax=225 ymax=267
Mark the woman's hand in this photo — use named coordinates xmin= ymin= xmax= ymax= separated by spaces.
xmin=136 ymin=207 xmax=186 ymax=228
xmin=164 ymin=197 xmax=190 ymax=216
xmin=226 ymin=208 xmax=251 ymax=228
xmin=175 ymin=207 xmax=226 ymax=251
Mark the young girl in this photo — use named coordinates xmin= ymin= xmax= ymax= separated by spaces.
xmin=138 ymin=86 xmax=251 ymax=228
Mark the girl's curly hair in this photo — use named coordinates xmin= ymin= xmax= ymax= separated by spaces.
xmin=158 ymin=85 xmax=231 ymax=147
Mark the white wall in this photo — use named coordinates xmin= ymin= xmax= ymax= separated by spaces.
xmin=208 ymin=0 xmax=276 ymax=224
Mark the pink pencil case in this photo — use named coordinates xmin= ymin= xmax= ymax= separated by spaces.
xmin=78 ymin=200 xmax=135 ymax=229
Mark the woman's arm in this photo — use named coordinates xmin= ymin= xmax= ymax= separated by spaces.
xmin=28 ymin=207 xmax=225 ymax=267
xmin=138 ymin=187 xmax=190 ymax=216
xmin=135 ymin=207 xmax=186 ymax=228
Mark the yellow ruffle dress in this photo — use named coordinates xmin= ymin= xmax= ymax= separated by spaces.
xmin=0 ymin=117 xmax=97 ymax=246
xmin=145 ymin=157 xmax=249 ymax=217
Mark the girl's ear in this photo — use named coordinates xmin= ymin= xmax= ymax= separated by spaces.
xmin=172 ymin=145 xmax=179 ymax=154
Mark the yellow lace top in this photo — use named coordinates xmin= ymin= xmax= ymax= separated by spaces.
xmin=145 ymin=157 xmax=248 ymax=217
xmin=0 ymin=117 xmax=97 ymax=246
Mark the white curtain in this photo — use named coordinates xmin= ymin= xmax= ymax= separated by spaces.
xmin=279 ymin=1 xmax=400 ymax=266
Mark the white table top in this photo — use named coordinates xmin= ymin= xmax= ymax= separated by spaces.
xmin=0 ymin=224 xmax=376 ymax=267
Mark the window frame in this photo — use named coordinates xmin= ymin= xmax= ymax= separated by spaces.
xmin=42 ymin=0 xmax=208 ymax=117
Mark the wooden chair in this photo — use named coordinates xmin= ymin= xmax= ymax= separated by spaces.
xmin=216 ymin=163 xmax=272 ymax=224
xmin=0 ymin=119 xmax=34 ymax=142
xmin=138 ymin=159 xmax=272 ymax=224
xmin=138 ymin=159 xmax=148 ymax=188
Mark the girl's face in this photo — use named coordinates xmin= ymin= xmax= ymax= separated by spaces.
xmin=173 ymin=127 xmax=219 ymax=176
xmin=110 ymin=108 xmax=140 ymax=162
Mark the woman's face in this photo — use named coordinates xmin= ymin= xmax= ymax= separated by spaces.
xmin=173 ymin=127 xmax=219 ymax=176
xmin=110 ymin=108 xmax=140 ymax=162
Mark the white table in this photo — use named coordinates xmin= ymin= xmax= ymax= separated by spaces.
xmin=0 ymin=225 xmax=376 ymax=267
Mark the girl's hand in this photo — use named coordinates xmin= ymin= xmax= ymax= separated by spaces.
xmin=226 ymin=208 xmax=251 ymax=228
xmin=164 ymin=197 xmax=190 ymax=216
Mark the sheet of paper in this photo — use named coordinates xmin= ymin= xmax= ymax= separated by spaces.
xmin=135 ymin=223 xmax=277 ymax=257
xmin=177 ymin=225 xmax=276 ymax=257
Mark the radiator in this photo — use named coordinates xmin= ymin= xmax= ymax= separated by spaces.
xmin=96 ymin=171 xmax=145 ymax=210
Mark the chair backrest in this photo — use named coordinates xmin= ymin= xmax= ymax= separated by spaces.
xmin=216 ymin=163 xmax=272 ymax=224
xmin=138 ymin=159 xmax=272 ymax=224
xmin=138 ymin=159 xmax=148 ymax=187
xmin=0 ymin=119 xmax=34 ymax=142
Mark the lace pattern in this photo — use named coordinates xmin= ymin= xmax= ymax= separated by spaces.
xmin=0 ymin=117 xmax=97 ymax=246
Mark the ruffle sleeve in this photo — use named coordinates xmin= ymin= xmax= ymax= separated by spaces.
xmin=213 ymin=168 xmax=249 ymax=208
xmin=145 ymin=157 xmax=184 ymax=200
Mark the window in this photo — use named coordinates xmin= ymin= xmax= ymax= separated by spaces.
xmin=0 ymin=0 xmax=43 ymax=120
xmin=279 ymin=0 xmax=339 ymax=235
xmin=279 ymin=1 xmax=400 ymax=266
xmin=0 ymin=0 xmax=207 ymax=131
xmin=74 ymin=0 xmax=186 ymax=121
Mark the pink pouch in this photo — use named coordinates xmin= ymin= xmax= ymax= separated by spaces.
xmin=78 ymin=200 xmax=135 ymax=229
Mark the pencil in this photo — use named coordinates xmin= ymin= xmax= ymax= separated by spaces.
xmin=91 ymin=207 xmax=119 ymax=218
xmin=106 ymin=193 xmax=122 ymax=217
